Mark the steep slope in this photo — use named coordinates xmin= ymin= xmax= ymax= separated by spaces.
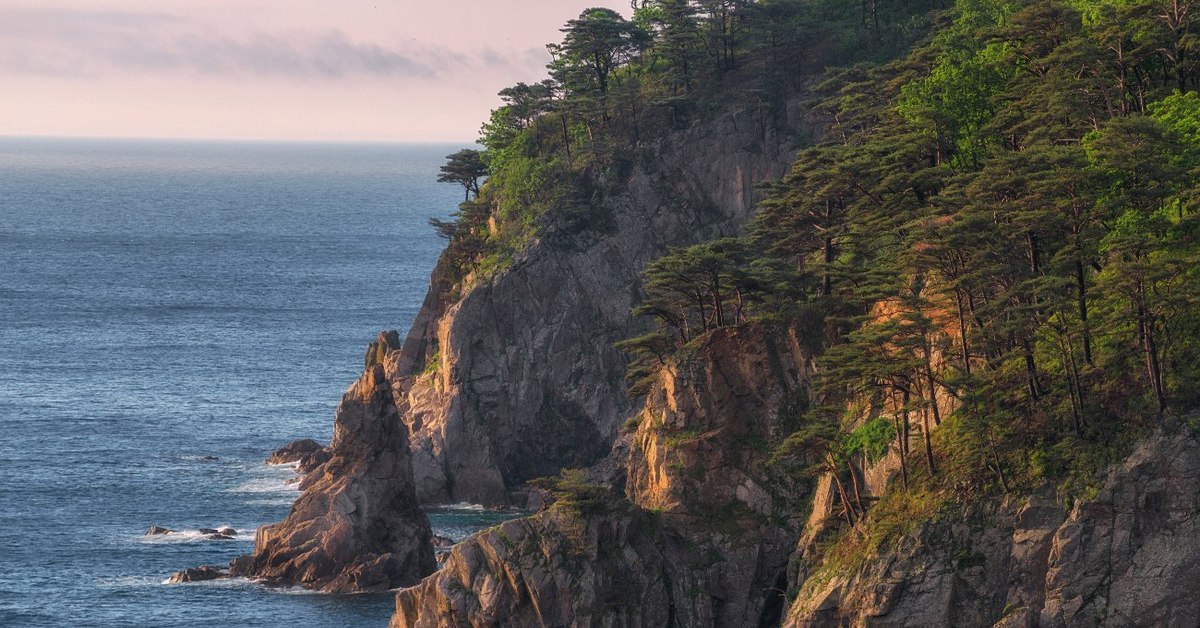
xmin=228 ymin=343 xmax=436 ymax=592
xmin=391 ymin=324 xmax=811 ymax=627
xmin=389 ymin=102 xmax=810 ymax=505
xmin=784 ymin=427 xmax=1200 ymax=627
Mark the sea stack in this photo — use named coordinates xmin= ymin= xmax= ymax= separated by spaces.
xmin=229 ymin=351 xmax=435 ymax=592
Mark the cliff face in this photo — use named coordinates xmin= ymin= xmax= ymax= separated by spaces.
xmin=230 ymin=350 xmax=436 ymax=592
xmin=391 ymin=103 xmax=809 ymax=505
xmin=784 ymin=428 xmax=1200 ymax=627
xmin=392 ymin=324 xmax=812 ymax=627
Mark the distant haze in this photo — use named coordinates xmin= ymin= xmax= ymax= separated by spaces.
xmin=0 ymin=0 xmax=628 ymax=142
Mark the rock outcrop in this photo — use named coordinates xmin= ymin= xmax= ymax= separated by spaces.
xmin=389 ymin=101 xmax=812 ymax=505
xmin=784 ymin=428 xmax=1200 ymax=627
xmin=392 ymin=323 xmax=811 ymax=627
xmin=229 ymin=361 xmax=436 ymax=592
xmin=267 ymin=438 xmax=330 ymax=473
xmin=168 ymin=565 xmax=227 ymax=583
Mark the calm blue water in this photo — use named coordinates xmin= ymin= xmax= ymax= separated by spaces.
xmin=0 ymin=138 xmax=511 ymax=627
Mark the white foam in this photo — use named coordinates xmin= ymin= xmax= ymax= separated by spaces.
xmin=245 ymin=497 xmax=297 ymax=506
xmin=136 ymin=526 xmax=257 ymax=544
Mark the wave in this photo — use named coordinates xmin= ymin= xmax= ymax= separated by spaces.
xmin=227 ymin=475 xmax=301 ymax=495
xmin=97 ymin=575 xmax=161 ymax=588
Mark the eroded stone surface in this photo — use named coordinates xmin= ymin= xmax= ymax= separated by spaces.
xmin=227 ymin=363 xmax=435 ymax=593
xmin=784 ymin=429 xmax=1200 ymax=628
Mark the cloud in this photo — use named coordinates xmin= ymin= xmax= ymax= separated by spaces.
xmin=0 ymin=7 xmax=544 ymax=81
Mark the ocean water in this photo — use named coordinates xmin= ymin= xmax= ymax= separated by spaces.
xmin=0 ymin=138 xmax=513 ymax=627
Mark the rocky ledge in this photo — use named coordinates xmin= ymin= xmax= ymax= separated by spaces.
xmin=223 ymin=356 xmax=436 ymax=592
xmin=267 ymin=438 xmax=330 ymax=474
xmin=784 ymin=428 xmax=1200 ymax=627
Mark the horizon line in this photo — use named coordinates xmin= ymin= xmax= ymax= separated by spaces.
xmin=0 ymin=132 xmax=480 ymax=146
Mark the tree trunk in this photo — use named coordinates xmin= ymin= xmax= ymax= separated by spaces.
xmin=921 ymin=406 xmax=937 ymax=475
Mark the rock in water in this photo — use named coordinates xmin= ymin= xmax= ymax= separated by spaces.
xmin=267 ymin=438 xmax=330 ymax=474
xmin=229 ymin=363 xmax=436 ymax=592
xmin=144 ymin=526 xmax=174 ymax=535
xmin=168 ymin=565 xmax=226 ymax=583
xmin=266 ymin=438 xmax=324 ymax=465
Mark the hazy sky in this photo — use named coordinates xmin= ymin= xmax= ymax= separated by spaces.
xmin=0 ymin=0 xmax=629 ymax=141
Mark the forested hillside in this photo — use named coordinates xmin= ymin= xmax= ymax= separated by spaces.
xmin=400 ymin=0 xmax=1200 ymax=624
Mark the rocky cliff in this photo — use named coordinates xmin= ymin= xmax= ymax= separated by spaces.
xmin=390 ymin=102 xmax=810 ymax=505
xmin=229 ymin=344 xmax=436 ymax=592
xmin=784 ymin=427 xmax=1200 ymax=627
xmin=391 ymin=323 xmax=812 ymax=627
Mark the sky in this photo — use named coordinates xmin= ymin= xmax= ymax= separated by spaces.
xmin=0 ymin=0 xmax=629 ymax=142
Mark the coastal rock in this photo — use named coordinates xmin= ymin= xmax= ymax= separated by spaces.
xmin=267 ymin=438 xmax=330 ymax=475
xmin=267 ymin=438 xmax=324 ymax=465
xmin=168 ymin=565 xmax=226 ymax=583
xmin=390 ymin=100 xmax=813 ymax=506
xmin=228 ymin=363 xmax=436 ymax=592
xmin=392 ymin=324 xmax=810 ymax=627
xmin=783 ymin=429 xmax=1200 ymax=627
xmin=145 ymin=526 xmax=174 ymax=535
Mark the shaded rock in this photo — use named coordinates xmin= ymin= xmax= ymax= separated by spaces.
xmin=145 ymin=526 xmax=175 ymax=535
xmin=206 ymin=533 xmax=235 ymax=541
xmin=267 ymin=438 xmax=330 ymax=474
xmin=198 ymin=528 xmax=218 ymax=534
xmin=430 ymin=534 xmax=454 ymax=549
xmin=168 ymin=565 xmax=226 ymax=583
xmin=365 ymin=330 xmax=402 ymax=370
xmin=267 ymin=439 xmax=324 ymax=465
xmin=218 ymin=527 xmax=236 ymax=536
xmin=228 ymin=363 xmax=436 ymax=593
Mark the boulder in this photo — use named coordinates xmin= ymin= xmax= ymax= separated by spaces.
xmin=144 ymin=526 xmax=174 ymax=535
xmin=265 ymin=439 xmax=326 ymax=475
xmin=168 ymin=565 xmax=226 ymax=583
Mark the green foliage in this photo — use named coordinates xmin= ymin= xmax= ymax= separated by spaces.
xmin=436 ymin=149 xmax=487 ymax=201
xmin=845 ymin=419 xmax=896 ymax=464
xmin=529 ymin=468 xmax=615 ymax=517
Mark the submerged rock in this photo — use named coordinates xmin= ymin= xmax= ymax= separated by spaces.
xmin=168 ymin=565 xmax=226 ymax=583
xmin=228 ymin=363 xmax=436 ymax=593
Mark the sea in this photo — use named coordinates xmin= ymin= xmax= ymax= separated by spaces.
xmin=0 ymin=138 xmax=515 ymax=627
